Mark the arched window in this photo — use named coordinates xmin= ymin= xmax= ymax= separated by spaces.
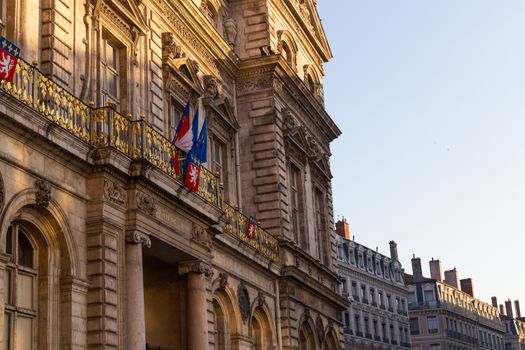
xmin=4 ymin=223 xmax=37 ymax=350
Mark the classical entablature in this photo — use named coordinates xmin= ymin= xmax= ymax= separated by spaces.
xmin=162 ymin=32 xmax=204 ymax=101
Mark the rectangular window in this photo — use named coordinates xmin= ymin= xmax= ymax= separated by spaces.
xmin=168 ymin=97 xmax=183 ymax=141
xmin=408 ymin=292 xmax=416 ymax=305
xmin=424 ymin=289 xmax=435 ymax=302
xmin=314 ymin=189 xmax=326 ymax=262
xmin=410 ymin=318 xmax=420 ymax=335
xmin=101 ymin=35 xmax=125 ymax=110
xmin=427 ymin=316 xmax=438 ymax=333
xmin=15 ymin=316 xmax=32 ymax=350
xmin=289 ymin=165 xmax=303 ymax=247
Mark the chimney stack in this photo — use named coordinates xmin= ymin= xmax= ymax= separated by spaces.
xmin=505 ymin=300 xmax=514 ymax=318
xmin=460 ymin=278 xmax=474 ymax=297
xmin=500 ymin=304 xmax=506 ymax=316
xmin=335 ymin=219 xmax=351 ymax=240
xmin=444 ymin=268 xmax=459 ymax=289
xmin=515 ymin=300 xmax=521 ymax=318
xmin=491 ymin=297 xmax=498 ymax=308
xmin=411 ymin=255 xmax=423 ymax=281
xmin=389 ymin=241 xmax=398 ymax=261
xmin=429 ymin=258 xmax=443 ymax=281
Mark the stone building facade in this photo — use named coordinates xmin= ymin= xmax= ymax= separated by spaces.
xmin=335 ymin=220 xmax=410 ymax=350
xmin=406 ymin=257 xmax=505 ymax=350
xmin=491 ymin=298 xmax=525 ymax=350
xmin=0 ymin=0 xmax=346 ymax=349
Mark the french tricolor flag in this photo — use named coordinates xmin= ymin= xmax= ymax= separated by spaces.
xmin=173 ymin=102 xmax=194 ymax=153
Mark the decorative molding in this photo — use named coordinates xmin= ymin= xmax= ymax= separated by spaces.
xmin=191 ymin=223 xmax=212 ymax=252
xmin=136 ymin=191 xmax=157 ymax=217
xmin=219 ymin=272 xmax=228 ymax=289
xmin=203 ymin=75 xmax=219 ymax=100
xmin=35 ymin=179 xmax=52 ymax=208
xmin=238 ymin=282 xmax=250 ymax=322
xmin=125 ymin=231 xmax=152 ymax=248
xmin=179 ymin=260 xmax=213 ymax=278
xmin=223 ymin=17 xmax=237 ymax=47
xmin=0 ymin=172 xmax=4 ymax=212
xmin=236 ymin=77 xmax=273 ymax=94
xmin=257 ymin=290 xmax=266 ymax=308
xmin=103 ymin=179 xmax=127 ymax=208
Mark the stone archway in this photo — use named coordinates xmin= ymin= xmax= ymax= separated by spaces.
xmin=298 ymin=317 xmax=319 ymax=350
xmin=251 ymin=306 xmax=273 ymax=350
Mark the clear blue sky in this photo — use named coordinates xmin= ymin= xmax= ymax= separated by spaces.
xmin=318 ymin=1 xmax=525 ymax=304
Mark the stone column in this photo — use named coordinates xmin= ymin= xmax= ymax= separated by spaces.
xmin=179 ymin=261 xmax=213 ymax=350
xmin=125 ymin=231 xmax=151 ymax=350
xmin=0 ymin=253 xmax=10 ymax=350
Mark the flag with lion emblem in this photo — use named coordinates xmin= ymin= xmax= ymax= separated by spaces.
xmin=0 ymin=36 xmax=20 ymax=83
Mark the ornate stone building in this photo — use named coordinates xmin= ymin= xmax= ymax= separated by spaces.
xmin=0 ymin=0 xmax=346 ymax=349
xmin=335 ymin=220 xmax=410 ymax=350
xmin=406 ymin=257 xmax=505 ymax=350
xmin=491 ymin=298 xmax=525 ymax=350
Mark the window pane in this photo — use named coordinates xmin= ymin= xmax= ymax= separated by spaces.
xmin=108 ymin=72 xmax=118 ymax=97
xmin=16 ymin=274 xmax=33 ymax=309
xmin=17 ymin=232 xmax=33 ymax=268
xmin=106 ymin=42 xmax=116 ymax=69
xmin=3 ymin=312 xmax=11 ymax=350
xmin=4 ymin=269 xmax=11 ymax=305
xmin=15 ymin=316 xmax=32 ymax=350
xmin=6 ymin=226 xmax=12 ymax=256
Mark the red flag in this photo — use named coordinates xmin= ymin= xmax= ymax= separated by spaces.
xmin=246 ymin=217 xmax=257 ymax=240
xmin=0 ymin=37 xmax=20 ymax=83
xmin=185 ymin=162 xmax=200 ymax=192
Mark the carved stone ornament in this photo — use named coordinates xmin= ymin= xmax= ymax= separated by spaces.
xmin=257 ymin=291 xmax=266 ymax=308
xmin=126 ymin=231 xmax=152 ymax=248
xmin=103 ymin=179 xmax=127 ymax=208
xmin=162 ymin=32 xmax=185 ymax=62
xmin=238 ymin=283 xmax=251 ymax=322
xmin=191 ymin=223 xmax=212 ymax=251
xmin=223 ymin=17 xmax=237 ymax=47
xmin=203 ymin=75 xmax=218 ymax=100
xmin=316 ymin=317 xmax=325 ymax=345
xmin=0 ymin=172 xmax=4 ymax=212
xmin=219 ymin=272 xmax=228 ymax=288
xmin=136 ymin=191 xmax=157 ymax=217
xmin=179 ymin=261 xmax=213 ymax=278
xmin=35 ymin=179 xmax=51 ymax=208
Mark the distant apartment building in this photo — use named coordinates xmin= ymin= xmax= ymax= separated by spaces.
xmin=335 ymin=219 xmax=410 ymax=350
xmin=491 ymin=297 xmax=525 ymax=350
xmin=406 ymin=256 xmax=505 ymax=350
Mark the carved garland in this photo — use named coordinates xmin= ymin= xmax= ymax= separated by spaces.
xmin=103 ymin=179 xmax=127 ymax=208
xmin=35 ymin=180 xmax=52 ymax=208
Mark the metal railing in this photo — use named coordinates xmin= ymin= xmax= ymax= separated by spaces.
xmin=1 ymin=59 xmax=280 ymax=263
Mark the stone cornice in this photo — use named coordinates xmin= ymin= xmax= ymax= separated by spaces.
xmin=150 ymin=0 xmax=240 ymax=85
xmin=238 ymin=55 xmax=341 ymax=145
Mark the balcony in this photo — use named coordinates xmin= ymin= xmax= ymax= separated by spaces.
xmin=1 ymin=59 xmax=281 ymax=264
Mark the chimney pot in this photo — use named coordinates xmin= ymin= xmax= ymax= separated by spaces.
xmin=444 ymin=268 xmax=460 ymax=289
xmin=505 ymin=300 xmax=514 ymax=319
xmin=389 ymin=241 xmax=398 ymax=261
xmin=491 ymin=297 xmax=498 ymax=308
xmin=429 ymin=259 xmax=443 ymax=282
xmin=460 ymin=278 xmax=474 ymax=297
xmin=335 ymin=219 xmax=351 ymax=240
xmin=515 ymin=300 xmax=521 ymax=318
xmin=411 ymin=256 xmax=423 ymax=281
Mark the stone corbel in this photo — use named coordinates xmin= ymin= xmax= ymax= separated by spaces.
xmin=126 ymin=231 xmax=152 ymax=248
xmin=179 ymin=260 xmax=213 ymax=278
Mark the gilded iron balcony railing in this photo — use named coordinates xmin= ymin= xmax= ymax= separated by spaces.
xmin=0 ymin=58 xmax=280 ymax=264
